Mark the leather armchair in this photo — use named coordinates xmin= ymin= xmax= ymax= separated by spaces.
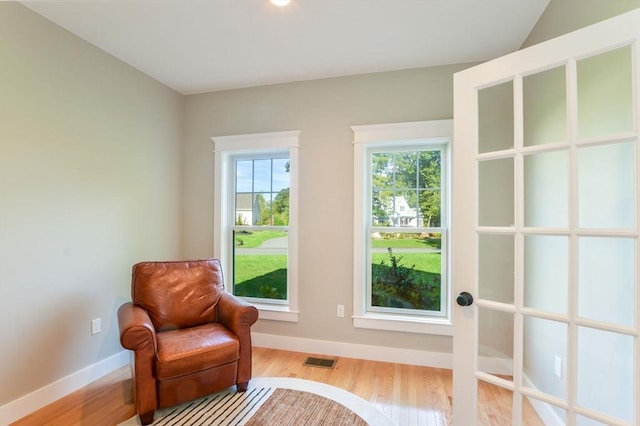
xmin=117 ymin=259 xmax=259 ymax=425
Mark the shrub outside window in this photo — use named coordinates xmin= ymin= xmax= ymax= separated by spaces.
xmin=369 ymin=148 xmax=445 ymax=315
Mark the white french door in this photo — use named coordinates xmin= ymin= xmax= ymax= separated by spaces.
xmin=452 ymin=9 xmax=639 ymax=426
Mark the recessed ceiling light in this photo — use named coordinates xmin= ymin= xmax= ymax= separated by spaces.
xmin=271 ymin=0 xmax=291 ymax=7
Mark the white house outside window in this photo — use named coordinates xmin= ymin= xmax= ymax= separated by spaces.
xmin=213 ymin=131 xmax=299 ymax=322
xmin=352 ymin=120 xmax=453 ymax=335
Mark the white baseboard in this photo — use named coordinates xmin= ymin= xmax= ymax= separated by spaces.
xmin=0 ymin=350 xmax=129 ymax=426
xmin=252 ymin=332 xmax=453 ymax=368
xmin=253 ymin=332 xmax=514 ymax=376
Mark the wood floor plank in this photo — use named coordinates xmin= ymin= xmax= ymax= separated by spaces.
xmin=10 ymin=347 xmax=542 ymax=425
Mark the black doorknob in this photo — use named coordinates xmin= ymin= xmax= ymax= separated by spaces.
xmin=456 ymin=292 xmax=474 ymax=307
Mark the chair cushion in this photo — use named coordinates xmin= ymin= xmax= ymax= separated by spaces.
xmin=155 ymin=323 xmax=240 ymax=380
xmin=132 ymin=259 xmax=225 ymax=331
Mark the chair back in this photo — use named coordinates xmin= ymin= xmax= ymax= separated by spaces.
xmin=132 ymin=259 xmax=225 ymax=331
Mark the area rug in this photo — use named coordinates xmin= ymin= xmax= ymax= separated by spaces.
xmin=119 ymin=377 xmax=395 ymax=425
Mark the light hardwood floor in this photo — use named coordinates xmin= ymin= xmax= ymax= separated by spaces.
xmin=10 ymin=347 xmax=542 ymax=425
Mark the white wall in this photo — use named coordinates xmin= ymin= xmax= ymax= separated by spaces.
xmin=0 ymin=2 xmax=183 ymax=408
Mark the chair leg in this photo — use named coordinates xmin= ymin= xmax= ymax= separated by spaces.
xmin=237 ymin=381 xmax=249 ymax=392
xmin=139 ymin=411 xmax=155 ymax=425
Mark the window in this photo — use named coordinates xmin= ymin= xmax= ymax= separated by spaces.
xmin=213 ymin=131 xmax=299 ymax=322
xmin=352 ymin=120 xmax=452 ymax=335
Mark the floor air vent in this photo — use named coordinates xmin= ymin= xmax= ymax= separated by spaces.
xmin=303 ymin=356 xmax=337 ymax=369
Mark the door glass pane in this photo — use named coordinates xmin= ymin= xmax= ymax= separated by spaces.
xmin=477 ymin=380 xmax=513 ymax=425
xmin=523 ymin=396 xmax=561 ymax=426
xmin=523 ymin=66 xmax=567 ymax=146
xmin=577 ymin=45 xmax=633 ymax=139
xmin=524 ymin=235 xmax=568 ymax=314
xmin=577 ymin=327 xmax=634 ymax=422
xmin=575 ymin=415 xmax=609 ymax=426
xmin=578 ymin=237 xmax=635 ymax=327
xmin=524 ymin=150 xmax=569 ymax=228
xmin=479 ymin=81 xmax=514 ymax=153
xmin=578 ymin=141 xmax=635 ymax=229
xmin=479 ymin=158 xmax=514 ymax=227
xmin=479 ymin=234 xmax=514 ymax=304
xmin=478 ymin=307 xmax=513 ymax=377
xmin=523 ymin=316 xmax=567 ymax=400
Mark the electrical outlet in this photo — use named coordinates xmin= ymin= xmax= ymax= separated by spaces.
xmin=554 ymin=355 xmax=562 ymax=379
xmin=91 ymin=318 xmax=101 ymax=335
xmin=337 ymin=304 xmax=345 ymax=317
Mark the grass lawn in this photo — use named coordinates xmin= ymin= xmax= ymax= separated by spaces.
xmin=371 ymin=252 xmax=441 ymax=273
xmin=232 ymin=234 xmax=441 ymax=305
xmin=371 ymin=237 xmax=441 ymax=250
xmin=234 ymin=230 xmax=287 ymax=248
xmin=233 ymin=254 xmax=287 ymax=299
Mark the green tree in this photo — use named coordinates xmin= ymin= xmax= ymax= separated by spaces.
xmin=371 ymin=150 xmax=441 ymax=227
xmin=272 ymin=188 xmax=289 ymax=225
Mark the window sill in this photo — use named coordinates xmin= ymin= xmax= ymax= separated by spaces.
xmin=353 ymin=314 xmax=453 ymax=336
xmin=254 ymin=304 xmax=299 ymax=322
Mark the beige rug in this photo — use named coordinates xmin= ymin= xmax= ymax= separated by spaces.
xmin=119 ymin=377 xmax=395 ymax=425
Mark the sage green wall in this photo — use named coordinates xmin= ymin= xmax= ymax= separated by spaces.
xmin=181 ymin=0 xmax=639 ymax=356
xmin=182 ymin=65 xmax=466 ymax=352
xmin=0 ymin=3 xmax=183 ymax=405
xmin=522 ymin=0 xmax=639 ymax=47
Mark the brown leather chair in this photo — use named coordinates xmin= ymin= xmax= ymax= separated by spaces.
xmin=117 ymin=259 xmax=259 ymax=425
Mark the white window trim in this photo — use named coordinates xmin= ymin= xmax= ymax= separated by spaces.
xmin=351 ymin=120 xmax=453 ymax=335
xmin=212 ymin=131 xmax=300 ymax=322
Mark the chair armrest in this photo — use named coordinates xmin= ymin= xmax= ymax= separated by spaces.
xmin=217 ymin=292 xmax=259 ymax=335
xmin=118 ymin=302 xmax=157 ymax=352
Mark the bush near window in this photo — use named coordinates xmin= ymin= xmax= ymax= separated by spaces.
xmin=372 ymin=247 xmax=441 ymax=311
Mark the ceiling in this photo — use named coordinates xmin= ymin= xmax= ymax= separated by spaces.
xmin=22 ymin=0 xmax=550 ymax=95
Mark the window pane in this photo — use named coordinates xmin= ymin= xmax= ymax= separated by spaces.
xmin=235 ymin=194 xmax=252 ymax=225
xmin=236 ymin=160 xmax=253 ymax=192
xmin=272 ymin=158 xmax=290 ymax=192
xmin=235 ymin=157 xmax=290 ymax=227
xmin=370 ymin=232 xmax=442 ymax=311
xmin=371 ymin=153 xmax=394 ymax=189
xmin=253 ymin=159 xmax=272 ymax=192
xmin=371 ymin=149 xmax=442 ymax=228
xmin=394 ymin=152 xmax=418 ymax=188
xmin=418 ymin=151 xmax=441 ymax=188
xmin=418 ymin=190 xmax=440 ymax=227
xmin=252 ymin=193 xmax=271 ymax=225
xmin=233 ymin=229 xmax=287 ymax=300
